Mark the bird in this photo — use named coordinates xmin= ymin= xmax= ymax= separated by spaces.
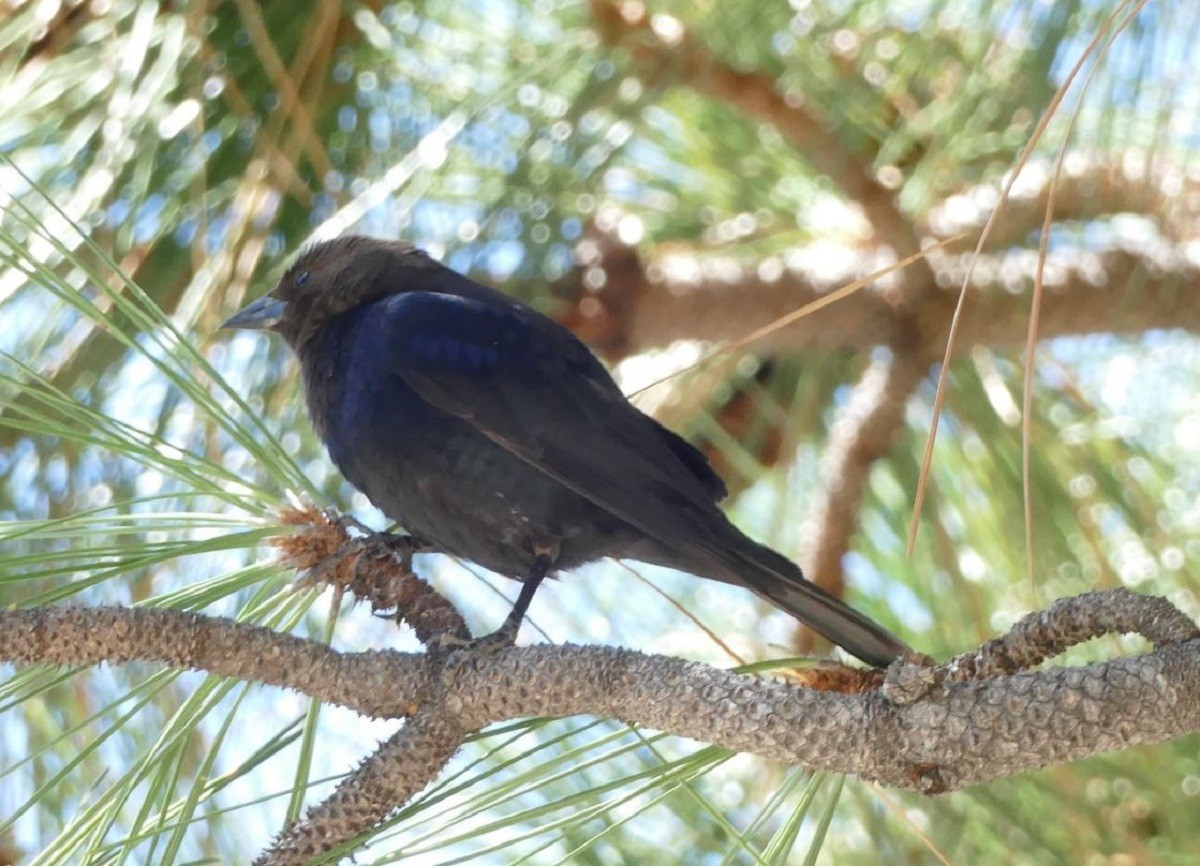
xmin=222 ymin=235 xmax=909 ymax=667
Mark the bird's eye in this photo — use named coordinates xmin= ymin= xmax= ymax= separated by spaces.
xmin=295 ymin=271 xmax=310 ymax=288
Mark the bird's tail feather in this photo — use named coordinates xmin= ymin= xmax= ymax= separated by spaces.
xmin=637 ymin=525 xmax=908 ymax=667
xmin=721 ymin=537 xmax=907 ymax=667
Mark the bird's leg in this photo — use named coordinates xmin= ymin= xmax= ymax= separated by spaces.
xmin=495 ymin=552 xmax=553 ymax=642
xmin=434 ymin=552 xmax=552 ymax=653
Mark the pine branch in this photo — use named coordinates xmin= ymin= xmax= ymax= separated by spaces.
xmin=3 ymin=588 xmax=1199 ymax=863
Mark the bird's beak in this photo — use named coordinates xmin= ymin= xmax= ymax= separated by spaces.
xmin=221 ymin=295 xmax=286 ymax=331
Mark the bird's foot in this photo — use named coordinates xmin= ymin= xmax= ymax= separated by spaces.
xmin=319 ymin=507 xmax=372 ymax=537
xmin=273 ymin=504 xmax=471 ymax=643
xmin=318 ymin=508 xmax=431 ymax=565
xmin=430 ymin=553 xmax=550 ymax=655
xmin=429 ymin=623 xmax=519 ymax=656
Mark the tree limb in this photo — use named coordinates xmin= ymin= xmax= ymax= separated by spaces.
xmin=582 ymin=244 xmax=1200 ymax=356
xmin=4 ymin=588 xmax=1200 ymax=863
xmin=256 ymin=705 xmax=464 ymax=866
xmin=0 ymin=605 xmax=429 ymax=720
xmin=928 ymin=156 xmax=1200 ymax=250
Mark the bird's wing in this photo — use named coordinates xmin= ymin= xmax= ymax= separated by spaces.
xmin=371 ymin=290 xmax=910 ymax=667
xmin=372 ymin=290 xmax=724 ymax=556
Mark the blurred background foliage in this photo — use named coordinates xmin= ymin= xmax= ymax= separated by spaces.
xmin=1 ymin=0 xmax=1198 ymax=863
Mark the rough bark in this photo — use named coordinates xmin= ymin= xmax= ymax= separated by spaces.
xmin=4 ymin=589 xmax=1198 ymax=864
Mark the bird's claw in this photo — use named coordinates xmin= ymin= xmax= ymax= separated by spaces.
xmin=320 ymin=507 xmax=373 ymax=537
xmin=429 ymin=626 xmax=518 ymax=656
xmin=292 ymin=526 xmax=428 ymax=593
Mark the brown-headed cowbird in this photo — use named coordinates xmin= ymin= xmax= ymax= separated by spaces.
xmin=223 ymin=235 xmax=908 ymax=666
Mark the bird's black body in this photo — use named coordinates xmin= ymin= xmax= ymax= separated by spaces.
xmin=307 ymin=301 xmax=635 ymax=577
xmin=223 ymin=235 xmax=908 ymax=667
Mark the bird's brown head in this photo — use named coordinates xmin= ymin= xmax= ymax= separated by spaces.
xmin=221 ymin=235 xmax=439 ymax=348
